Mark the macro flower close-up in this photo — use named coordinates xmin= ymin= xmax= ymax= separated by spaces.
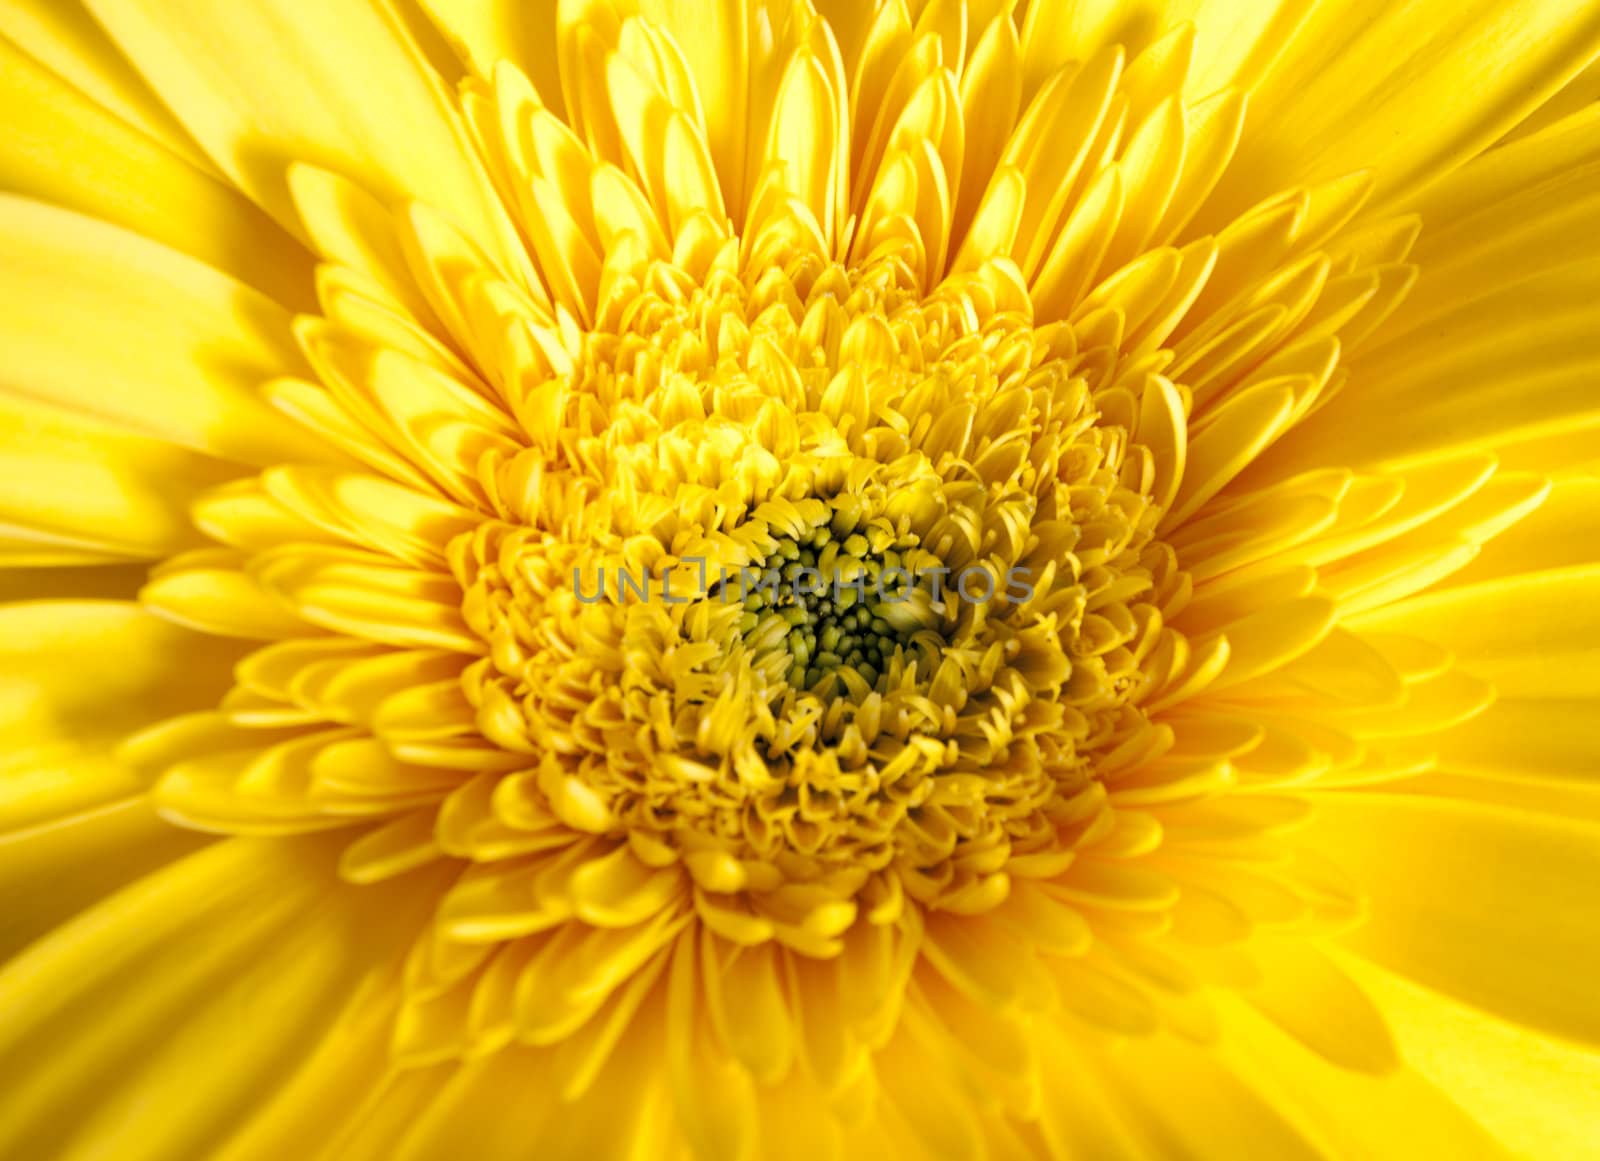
xmin=4 ymin=0 xmax=1600 ymax=1157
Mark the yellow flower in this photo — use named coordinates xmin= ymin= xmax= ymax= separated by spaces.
xmin=3 ymin=0 xmax=1600 ymax=1157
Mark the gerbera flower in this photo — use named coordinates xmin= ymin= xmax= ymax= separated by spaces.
xmin=3 ymin=0 xmax=1599 ymax=1157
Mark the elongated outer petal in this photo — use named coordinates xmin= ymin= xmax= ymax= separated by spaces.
xmin=0 ymin=0 xmax=208 ymax=165
xmin=0 ymin=836 xmax=433 ymax=1161
xmin=419 ymin=0 xmax=564 ymax=112
xmin=380 ymin=1032 xmax=657 ymax=1161
xmin=1355 ymin=566 xmax=1600 ymax=703
xmin=1449 ymin=478 xmax=1600 ymax=586
xmin=1017 ymin=0 xmax=1311 ymax=104
xmin=1 ymin=7 xmax=1598 ymax=1161
xmin=1209 ymin=994 xmax=1512 ymax=1161
xmin=85 ymin=0 xmax=526 ymax=276
xmin=1086 ymin=1020 xmax=1330 ymax=1160
xmin=1388 ymin=104 xmax=1600 ymax=337
xmin=0 ymin=800 xmax=211 ymax=961
xmin=0 ymin=601 xmax=244 ymax=832
xmin=1343 ymin=955 xmax=1600 ymax=1161
xmin=0 ymin=395 xmax=241 ymax=566
xmin=1198 ymin=0 xmax=1600 ymax=221
xmin=1262 ymin=106 xmax=1600 ymax=476
xmin=0 ymin=36 xmax=316 ymax=311
xmin=1304 ymin=793 xmax=1600 ymax=1048
xmin=1356 ymin=572 xmax=1600 ymax=781
xmin=0 ymin=197 xmax=333 ymax=467
xmin=634 ymin=0 xmax=748 ymax=211
xmin=0 ymin=610 xmax=240 ymax=953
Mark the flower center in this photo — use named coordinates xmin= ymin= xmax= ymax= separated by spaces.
xmin=723 ymin=505 xmax=955 ymax=696
xmin=450 ymin=252 xmax=1172 ymax=909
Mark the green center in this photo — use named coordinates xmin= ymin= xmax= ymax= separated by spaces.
xmin=730 ymin=520 xmax=933 ymax=693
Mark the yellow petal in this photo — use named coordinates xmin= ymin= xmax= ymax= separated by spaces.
xmin=419 ymin=0 xmax=563 ymax=109
xmin=288 ymin=165 xmax=445 ymax=329
xmin=1163 ymin=381 xmax=1299 ymax=528
xmin=1030 ymin=164 xmax=1124 ymax=320
xmin=1414 ymin=698 xmax=1600 ymax=783
xmin=1333 ymin=274 xmax=1600 ymax=467
xmin=1450 ymin=477 xmax=1600 ymax=585
xmin=438 ymin=845 xmax=590 ymax=942
xmin=393 ymin=1032 xmax=657 ymax=1161
xmin=0 ymin=601 xmax=243 ymax=830
xmin=764 ymin=47 xmax=845 ymax=246
xmin=1157 ymin=85 xmax=1248 ymax=244
xmin=703 ymin=941 xmax=794 ymax=1082
xmin=1243 ymin=939 xmax=1398 ymax=1073
xmin=0 ymin=395 xmax=241 ymax=565
xmin=1009 ymin=44 xmax=1123 ymax=280
xmin=339 ymin=809 xmax=443 ymax=884
xmin=1210 ymin=995 xmax=1513 ymax=1160
xmin=567 ymin=843 xmax=685 ymax=927
xmin=1197 ymin=595 xmax=1336 ymax=692
xmin=86 ymin=0 xmax=525 ymax=274
xmin=636 ymin=0 xmax=747 ymax=210
xmin=207 ymin=961 xmax=403 ymax=1161
xmin=1199 ymin=0 xmax=1600 ymax=220
xmin=0 ymin=0 xmax=209 ymax=166
xmin=668 ymin=929 xmax=756 ymax=1161
xmin=260 ymin=466 xmax=479 ymax=567
xmin=309 ymin=649 xmax=470 ymax=731
xmin=1386 ymin=108 xmax=1600 ymax=342
xmin=1343 ymin=953 xmax=1600 ymax=1161
xmin=1306 ymin=793 xmax=1600 ymax=1047
xmin=191 ymin=479 xmax=343 ymax=554
xmin=0 ymin=36 xmax=314 ymax=310
xmin=874 ymin=1016 xmax=985 ymax=1161
xmin=250 ymin=545 xmax=477 ymax=653
xmin=0 ymin=564 xmax=146 ymax=605
xmin=0 ymin=835 xmax=429 ymax=1161
xmin=1356 ymin=565 xmax=1600 ymax=700
xmin=1089 ymin=1026 xmax=1327 ymax=1160
xmin=1100 ymin=96 xmax=1186 ymax=273
xmin=1032 ymin=1026 xmax=1147 ymax=1158
xmin=0 ymin=197 xmax=330 ymax=467
xmin=141 ymin=550 xmax=313 ymax=640
xmin=0 ymin=799 xmax=209 ymax=959
xmin=952 ymin=13 xmax=1021 ymax=238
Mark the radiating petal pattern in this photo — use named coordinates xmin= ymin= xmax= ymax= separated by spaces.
xmin=3 ymin=0 xmax=1600 ymax=1158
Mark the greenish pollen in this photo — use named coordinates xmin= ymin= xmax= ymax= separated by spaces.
xmin=724 ymin=519 xmax=928 ymax=694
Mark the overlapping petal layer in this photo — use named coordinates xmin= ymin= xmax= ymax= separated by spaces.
xmin=2 ymin=1 xmax=1599 ymax=1159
